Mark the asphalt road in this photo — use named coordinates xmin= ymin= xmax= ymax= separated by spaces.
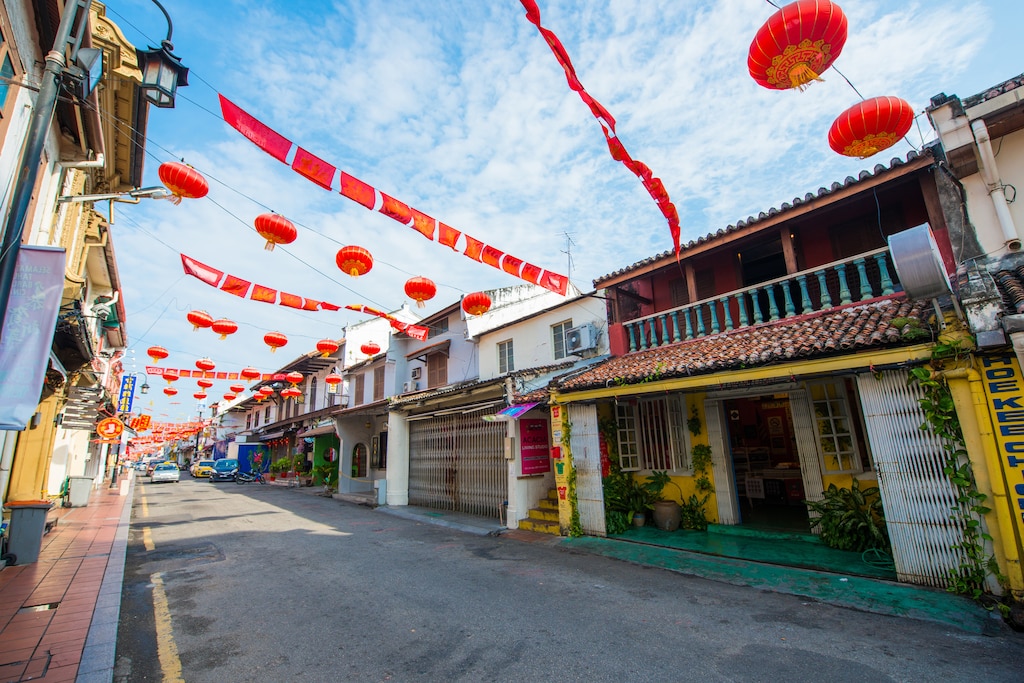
xmin=115 ymin=477 xmax=1024 ymax=682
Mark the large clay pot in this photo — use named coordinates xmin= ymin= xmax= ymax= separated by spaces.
xmin=652 ymin=500 xmax=682 ymax=531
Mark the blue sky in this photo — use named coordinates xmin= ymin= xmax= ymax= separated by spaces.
xmin=102 ymin=0 xmax=1022 ymax=422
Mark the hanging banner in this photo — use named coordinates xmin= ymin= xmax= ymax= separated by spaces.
xmin=344 ymin=304 xmax=430 ymax=341
xmin=118 ymin=375 xmax=136 ymax=413
xmin=0 ymin=247 xmax=66 ymax=430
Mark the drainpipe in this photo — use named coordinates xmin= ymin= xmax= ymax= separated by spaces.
xmin=934 ymin=367 xmax=1022 ymax=594
xmin=57 ymin=151 xmax=105 ymax=169
xmin=971 ymin=119 xmax=1022 ymax=252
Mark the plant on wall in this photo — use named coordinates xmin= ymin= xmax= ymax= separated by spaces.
xmin=690 ymin=443 xmax=714 ymax=494
xmin=561 ymin=412 xmax=583 ymax=537
xmin=687 ymin=405 xmax=702 ymax=437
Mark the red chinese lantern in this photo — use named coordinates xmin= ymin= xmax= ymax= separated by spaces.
xmin=316 ymin=338 xmax=340 ymax=358
xmin=462 ymin=291 xmax=491 ymax=316
xmin=187 ymin=310 xmax=214 ymax=332
xmin=335 ymin=246 xmax=373 ymax=277
xmin=162 ymin=369 xmax=180 ymax=384
xmin=264 ymin=331 xmax=288 ymax=353
xmin=193 ymin=392 xmax=208 ymax=400
xmin=211 ymin=318 xmax=237 ymax=340
xmin=259 ymin=385 xmax=274 ymax=395
xmin=223 ymin=393 xmax=237 ymax=401
xmin=360 ymin=341 xmax=381 ymax=356
xmin=404 ymin=276 xmax=437 ymax=308
xmin=147 ymin=345 xmax=169 ymax=363
xmin=281 ymin=387 xmax=301 ymax=400
xmin=163 ymin=387 xmax=178 ymax=397
xmin=196 ymin=378 xmax=214 ymax=389
xmin=254 ymin=213 xmax=298 ymax=252
xmin=229 ymin=384 xmax=245 ymax=394
xmin=158 ymin=161 xmax=209 ymax=203
xmin=747 ymin=0 xmax=848 ymax=91
xmin=240 ymin=367 xmax=261 ymax=382
xmin=285 ymin=371 xmax=304 ymax=385
xmin=255 ymin=392 xmax=268 ymax=402
xmin=324 ymin=372 xmax=342 ymax=388
xmin=827 ymin=96 xmax=914 ymax=159
xmin=195 ymin=358 xmax=216 ymax=372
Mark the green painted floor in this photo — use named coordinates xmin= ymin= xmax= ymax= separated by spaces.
xmin=561 ymin=524 xmax=999 ymax=635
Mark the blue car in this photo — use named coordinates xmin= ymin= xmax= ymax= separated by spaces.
xmin=209 ymin=458 xmax=239 ymax=482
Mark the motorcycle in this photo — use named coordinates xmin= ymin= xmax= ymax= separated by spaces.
xmin=235 ymin=470 xmax=267 ymax=484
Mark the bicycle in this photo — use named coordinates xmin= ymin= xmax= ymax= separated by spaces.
xmin=235 ymin=470 xmax=267 ymax=484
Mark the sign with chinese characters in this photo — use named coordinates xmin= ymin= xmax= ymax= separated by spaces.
xmin=0 ymin=247 xmax=66 ymax=429
xmin=97 ymin=417 xmax=124 ymax=440
xmin=519 ymin=418 xmax=551 ymax=475
xmin=118 ymin=375 xmax=136 ymax=413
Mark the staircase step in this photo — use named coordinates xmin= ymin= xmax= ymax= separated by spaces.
xmin=528 ymin=507 xmax=559 ymax=522
xmin=537 ymin=498 xmax=559 ymax=511
xmin=519 ymin=518 xmax=560 ymax=535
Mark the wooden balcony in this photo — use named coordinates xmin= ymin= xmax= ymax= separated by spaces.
xmin=622 ymin=248 xmax=898 ymax=352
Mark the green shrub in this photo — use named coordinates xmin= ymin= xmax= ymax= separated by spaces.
xmin=805 ymin=480 xmax=889 ymax=552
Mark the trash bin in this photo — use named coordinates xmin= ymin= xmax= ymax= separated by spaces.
xmin=5 ymin=500 xmax=54 ymax=565
xmin=68 ymin=476 xmax=94 ymax=507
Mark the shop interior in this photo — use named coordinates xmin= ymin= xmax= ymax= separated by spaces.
xmin=724 ymin=395 xmax=810 ymax=532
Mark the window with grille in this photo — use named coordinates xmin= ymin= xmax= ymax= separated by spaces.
xmin=264 ymin=406 xmax=271 ymax=424
xmin=498 ymin=340 xmax=514 ymax=373
xmin=551 ymin=320 xmax=572 ymax=360
xmin=309 ymin=377 xmax=318 ymax=411
xmin=246 ymin=413 xmax=252 ymax=430
xmin=373 ymin=366 xmax=385 ymax=401
xmin=809 ymin=380 xmax=863 ymax=474
xmin=430 ymin=317 xmax=449 ymax=336
xmin=427 ymin=351 xmax=447 ymax=388
xmin=615 ymin=395 xmax=690 ymax=472
xmin=353 ymin=374 xmax=365 ymax=406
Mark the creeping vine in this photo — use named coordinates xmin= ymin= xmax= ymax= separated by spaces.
xmin=560 ymin=413 xmax=582 ymax=537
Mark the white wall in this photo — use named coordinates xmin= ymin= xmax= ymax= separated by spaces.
xmin=960 ymin=128 xmax=1024 ymax=256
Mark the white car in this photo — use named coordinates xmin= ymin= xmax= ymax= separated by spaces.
xmin=150 ymin=463 xmax=180 ymax=483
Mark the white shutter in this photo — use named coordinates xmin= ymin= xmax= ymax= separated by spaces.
xmin=568 ymin=404 xmax=606 ymax=536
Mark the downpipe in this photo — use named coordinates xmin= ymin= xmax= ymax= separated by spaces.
xmin=971 ymin=119 xmax=1021 ymax=252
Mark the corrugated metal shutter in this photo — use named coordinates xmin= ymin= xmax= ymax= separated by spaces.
xmin=568 ymin=404 xmax=606 ymax=536
xmin=856 ymin=370 xmax=966 ymax=587
xmin=408 ymin=408 xmax=508 ymax=519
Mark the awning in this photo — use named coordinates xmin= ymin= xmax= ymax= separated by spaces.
xmin=258 ymin=431 xmax=286 ymax=441
xmin=406 ymin=339 xmax=450 ymax=362
xmin=482 ymin=402 xmax=542 ymax=422
xmin=296 ymin=423 xmax=337 ymax=438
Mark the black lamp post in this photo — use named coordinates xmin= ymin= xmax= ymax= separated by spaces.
xmin=135 ymin=0 xmax=189 ymax=108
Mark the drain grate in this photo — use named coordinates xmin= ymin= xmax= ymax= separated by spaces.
xmin=17 ymin=603 xmax=59 ymax=613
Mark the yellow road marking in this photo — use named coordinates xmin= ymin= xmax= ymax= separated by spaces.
xmin=142 ymin=526 xmax=154 ymax=552
xmin=151 ymin=572 xmax=184 ymax=682
xmin=141 ymin=490 xmax=149 ymax=517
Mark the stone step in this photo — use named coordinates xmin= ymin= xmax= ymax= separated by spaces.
xmin=518 ymin=518 xmax=560 ymax=535
xmin=528 ymin=507 xmax=559 ymax=522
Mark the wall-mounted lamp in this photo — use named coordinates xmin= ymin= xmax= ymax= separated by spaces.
xmin=135 ymin=0 xmax=189 ymax=108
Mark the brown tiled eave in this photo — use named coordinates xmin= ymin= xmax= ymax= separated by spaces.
xmin=513 ymin=388 xmax=550 ymax=404
xmin=556 ymin=296 xmax=932 ymax=392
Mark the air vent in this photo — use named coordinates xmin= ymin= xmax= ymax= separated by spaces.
xmin=565 ymin=323 xmax=597 ymax=354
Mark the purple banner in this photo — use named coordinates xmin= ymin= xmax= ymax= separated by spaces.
xmin=0 ymin=247 xmax=66 ymax=430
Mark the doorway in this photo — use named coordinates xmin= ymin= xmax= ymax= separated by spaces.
xmin=724 ymin=395 xmax=810 ymax=532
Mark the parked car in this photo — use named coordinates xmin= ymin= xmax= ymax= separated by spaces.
xmin=209 ymin=458 xmax=239 ymax=482
xmin=150 ymin=463 xmax=180 ymax=483
xmin=191 ymin=460 xmax=216 ymax=478
xmin=135 ymin=461 xmax=148 ymax=472
xmin=146 ymin=459 xmax=168 ymax=476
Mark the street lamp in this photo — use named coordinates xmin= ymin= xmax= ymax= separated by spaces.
xmin=135 ymin=0 xmax=189 ymax=108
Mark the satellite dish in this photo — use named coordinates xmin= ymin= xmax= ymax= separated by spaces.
xmin=887 ymin=224 xmax=952 ymax=300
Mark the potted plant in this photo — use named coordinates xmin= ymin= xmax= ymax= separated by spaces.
xmin=645 ymin=470 xmax=684 ymax=531
xmin=272 ymin=455 xmax=293 ymax=478
xmin=313 ymin=462 xmax=338 ymax=494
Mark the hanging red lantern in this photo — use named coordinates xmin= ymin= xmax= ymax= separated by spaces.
xmin=193 ymin=392 xmax=208 ymax=400
xmin=285 ymin=371 xmax=304 ymax=385
xmin=158 ymin=161 xmax=209 ymax=203
xmin=196 ymin=378 xmax=214 ymax=389
xmin=281 ymin=387 xmax=301 ymax=400
xmin=240 ymin=367 xmax=261 ymax=382
xmin=229 ymin=384 xmax=245 ymax=394
xmin=195 ymin=358 xmax=216 ymax=372
xmin=147 ymin=345 xmax=169 ymax=363
xmin=223 ymin=393 xmax=237 ymax=401
xmin=404 ymin=276 xmax=437 ymax=308
xmin=324 ymin=372 xmax=342 ymax=388
xmin=162 ymin=369 xmax=180 ymax=384
xmin=255 ymin=392 xmax=268 ymax=402
xmin=828 ymin=96 xmax=914 ymax=159
xmin=187 ymin=310 xmax=214 ymax=332
xmin=316 ymin=338 xmax=340 ymax=358
xmin=335 ymin=246 xmax=373 ymax=277
xmin=747 ymin=0 xmax=848 ymax=91
xmin=259 ymin=386 xmax=274 ymax=396
xmin=264 ymin=331 xmax=288 ymax=353
xmin=254 ymin=213 xmax=298 ymax=252
xmin=211 ymin=318 xmax=237 ymax=340
xmin=462 ymin=291 xmax=491 ymax=316
xmin=163 ymin=387 xmax=178 ymax=397
xmin=360 ymin=341 xmax=381 ymax=356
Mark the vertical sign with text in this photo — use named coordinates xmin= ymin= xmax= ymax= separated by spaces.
xmin=118 ymin=375 xmax=136 ymax=413
xmin=978 ymin=354 xmax=1024 ymax=547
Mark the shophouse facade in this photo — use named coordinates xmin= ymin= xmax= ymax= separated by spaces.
xmin=547 ymin=146 xmax=1002 ymax=592
xmin=1 ymin=2 xmax=149 ymax=504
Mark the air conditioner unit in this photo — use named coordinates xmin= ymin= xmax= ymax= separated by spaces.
xmin=565 ymin=323 xmax=597 ymax=354
xmin=411 ymin=367 xmax=422 ymax=380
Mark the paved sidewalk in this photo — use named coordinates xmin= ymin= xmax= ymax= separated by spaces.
xmin=0 ymin=475 xmax=133 ymax=683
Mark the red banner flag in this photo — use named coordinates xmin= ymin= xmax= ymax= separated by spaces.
xmin=340 ymin=172 xmax=377 ymax=209
xmin=292 ymin=147 xmax=336 ymax=189
xmin=220 ymin=274 xmax=251 ymax=298
xmin=410 ymin=209 xmax=436 ymax=241
xmin=181 ymin=254 xmax=224 ymax=287
xmin=379 ymin=192 xmax=413 ymax=225
xmin=250 ymin=284 xmax=278 ymax=304
xmin=219 ymin=94 xmax=293 ymax=163
xmin=279 ymin=292 xmax=304 ymax=309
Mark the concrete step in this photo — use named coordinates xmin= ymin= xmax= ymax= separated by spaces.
xmin=518 ymin=518 xmax=560 ymax=535
xmin=528 ymin=507 xmax=559 ymax=522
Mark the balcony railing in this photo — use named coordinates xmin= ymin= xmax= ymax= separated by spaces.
xmin=623 ymin=248 xmax=898 ymax=352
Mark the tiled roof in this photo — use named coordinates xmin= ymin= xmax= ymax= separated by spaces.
xmin=962 ymin=72 xmax=1024 ymax=109
xmin=595 ymin=149 xmax=933 ymax=285
xmin=555 ymin=297 xmax=931 ymax=392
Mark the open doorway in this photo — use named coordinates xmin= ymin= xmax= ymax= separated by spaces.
xmin=724 ymin=395 xmax=810 ymax=533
